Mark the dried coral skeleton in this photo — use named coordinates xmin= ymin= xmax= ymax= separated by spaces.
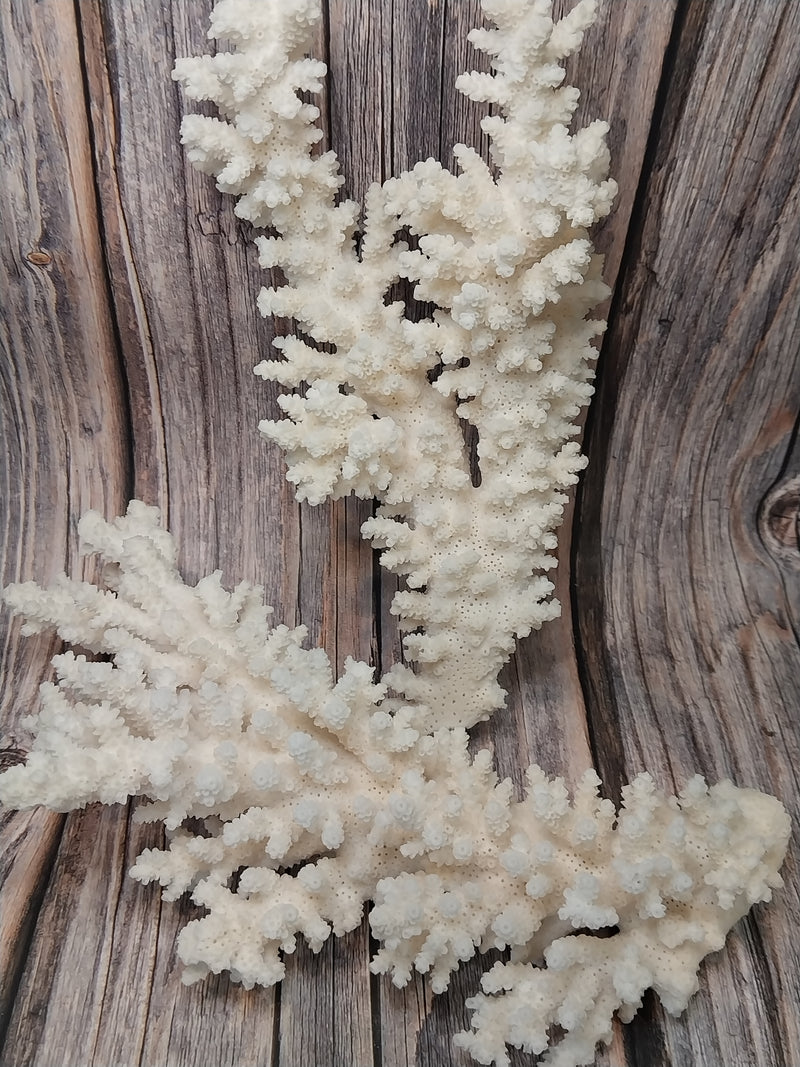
xmin=0 ymin=1 xmax=790 ymax=1065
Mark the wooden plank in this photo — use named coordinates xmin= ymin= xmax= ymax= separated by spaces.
xmin=434 ymin=2 xmax=679 ymax=1060
xmin=0 ymin=809 xmax=63 ymax=1044
xmin=81 ymin=0 xmax=288 ymax=1061
xmin=577 ymin=0 xmax=800 ymax=1064
xmin=375 ymin=2 xmax=681 ymax=1063
xmin=2 ymin=807 xmax=157 ymax=1066
xmin=0 ymin=0 xmax=129 ymax=1054
xmin=368 ymin=0 xmax=465 ymax=1059
xmin=2 ymin=0 xmax=279 ymax=1059
xmin=273 ymin=5 xmax=380 ymax=1063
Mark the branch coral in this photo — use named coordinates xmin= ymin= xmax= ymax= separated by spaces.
xmin=173 ymin=0 xmax=614 ymax=731
xmin=0 ymin=2 xmax=789 ymax=1066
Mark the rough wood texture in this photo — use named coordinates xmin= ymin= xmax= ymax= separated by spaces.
xmin=1 ymin=1 xmax=797 ymax=1064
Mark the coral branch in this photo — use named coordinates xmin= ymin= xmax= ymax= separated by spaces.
xmin=0 ymin=502 xmax=791 ymax=1061
xmin=0 ymin=510 xmax=790 ymax=1062
xmin=173 ymin=0 xmax=614 ymax=731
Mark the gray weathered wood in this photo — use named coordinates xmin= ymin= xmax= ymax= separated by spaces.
xmin=577 ymin=1 xmax=800 ymax=1064
xmin=1 ymin=0 xmax=798 ymax=1064
xmin=0 ymin=0 xmax=128 ymax=1052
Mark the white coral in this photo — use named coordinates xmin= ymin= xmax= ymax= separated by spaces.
xmin=174 ymin=0 xmax=614 ymax=732
xmin=0 ymin=2 xmax=790 ymax=1066
xmin=1 ymin=508 xmax=789 ymax=1042
xmin=0 ymin=509 xmax=790 ymax=1058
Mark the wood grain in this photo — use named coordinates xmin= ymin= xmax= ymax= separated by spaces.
xmin=0 ymin=0 xmax=798 ymax=1065
xmin=577 ymin=0 xmax=800 ymax=1064
xmin=0 ymin=0 xmax=128 ymax=1052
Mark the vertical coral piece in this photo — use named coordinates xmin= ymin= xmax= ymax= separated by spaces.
xmin=173 ymin=0 xmax=615 ymax=731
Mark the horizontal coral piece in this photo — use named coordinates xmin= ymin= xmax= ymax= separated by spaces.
xmin=0 ymin=508 xmax=789 ymax=1062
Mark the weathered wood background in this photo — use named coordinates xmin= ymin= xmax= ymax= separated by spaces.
xmin=1 ymin=0 xmax=798 ymax=1064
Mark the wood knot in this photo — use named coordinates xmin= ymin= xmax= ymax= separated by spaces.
xmin=26 ymin=249 xmax=52 ymax=266
xmin=758 ymin=475 xmax=800 ymax=564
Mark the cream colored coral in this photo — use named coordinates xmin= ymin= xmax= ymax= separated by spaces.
xmin=0 ymin=508 xmax=788 ymax=1033
xmin=174 ymin=0 xmax=614 ymax=732
xmin=0 ymin=3 xmax=790 ymax=1067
